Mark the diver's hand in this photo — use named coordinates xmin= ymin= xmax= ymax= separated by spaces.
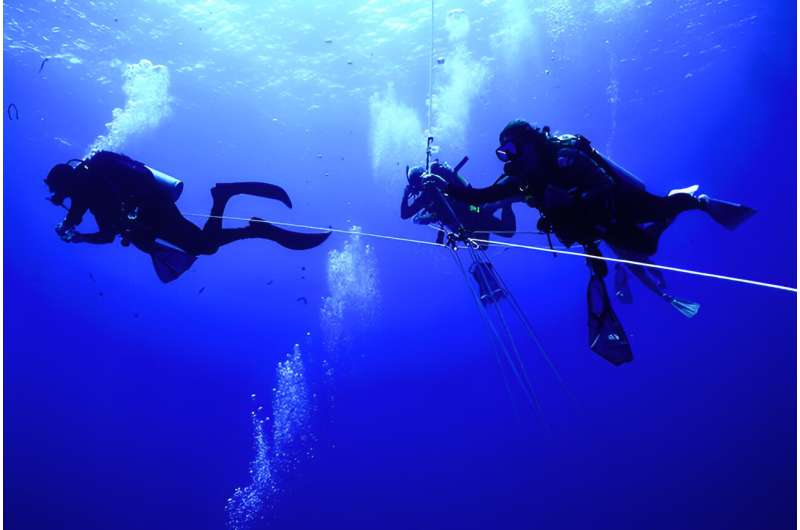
xmin=55 ymin=222 xmax=77 ymax=242
xmin=422 ymin=174 xmax=448 ymax=191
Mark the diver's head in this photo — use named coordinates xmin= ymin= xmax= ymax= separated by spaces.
xmin=44 ymin=163 xmax=76 ymax=206
xmin=407 ymin=165 xmax=426 ymax=189
xmin=496 ymin=119 xmax=550 ymax=178
xmin=429 ymin=160 xmax=456 ymax=184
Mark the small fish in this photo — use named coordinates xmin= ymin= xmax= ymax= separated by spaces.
xmin=98 ymin=291 xmax=104 ymax=297
xmin=296 ymin=296 xmax=308 ymax=304
xmin=7 ymin=103 xmax=18 ymax=121
xmin=38 ymin=57 xmax=49 ymax=74
xmin=198 ymin=286 xmax=206 ymax=294
xmin=89 ymin=272 xmax=96 ymax=282
xmin=133 ymin=312 xmax=140 ymax=319
xmin=300 ymin=266 xmax=306 ymax=271
xmin=266 ymin=280 xmax=273 ymax=286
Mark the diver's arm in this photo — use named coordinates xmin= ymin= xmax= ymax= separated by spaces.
xmin=401 ymin=186 xmax=427 ymax=219
xmin=446 ymin=176 xmax=523 ymax=205
xmin=69 ymin=230 xmax=117 ymax=244
xmin=61 ymin=201 xmax=88 ymax=230
xmin=57 ymin=198 xmax=116 ymax=244
xmin=55 ymin=200 xmax=89 ymax=241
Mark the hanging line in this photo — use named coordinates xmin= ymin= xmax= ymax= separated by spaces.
xmin=430 ymin=188 xmax=574 ymax=416
xmin=450 ymin=246 xmax=547 ymax=424
xmin=467 ymin=244 xmax=581 ymax=409
xmin=468 ymin=237 xmax=797 ymax=294
xmin=182 ymin=213 xmax=797 ymax=294
xmin=426 ymin=0 xmax=435 ymax=137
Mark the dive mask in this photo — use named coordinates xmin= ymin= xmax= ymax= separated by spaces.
xmin=495 ymin=141 xmax=518 ymax=162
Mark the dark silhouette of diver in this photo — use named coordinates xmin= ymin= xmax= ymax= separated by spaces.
xmin=401 ymin=160 xmax=516 ymax=304
xmin=45 ymin=151 xmax=331 ymax=283
xmin=442 ymin=120 xmax=755 ymax=365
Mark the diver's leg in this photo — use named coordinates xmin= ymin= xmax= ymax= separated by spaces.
xmin=584 ymin=244 xmax=633 ymax=365
xmin=619 ymin=190 xmax=754 ymax=230
xmin=604 ymin=223 xmax=660 ymax=256
xmin=147 ymin=202 xmax=220 ymax=255
xmin=608 ymin=245 xmax=700 ymax=318
xmin=613 ymin=263 xmax=633 ymax=304
xmin=616 ymin=190 xmax=700 ymax=224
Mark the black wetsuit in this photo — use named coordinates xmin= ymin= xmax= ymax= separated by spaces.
xmin=60 ymin=151 xmax=328 ymax=257
xmin=448 ymin=143 xmax=699 ymax=256
xmin=401 ymin=185 xmax=516 ymax=240
xmin=61 ymin=151 xmax=232 ymax=254
xmin=445 ymin=139 xmax=703 ymax=365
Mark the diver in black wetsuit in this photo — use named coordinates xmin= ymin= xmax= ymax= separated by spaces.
xmin=441 ymin=120 xmax=755 ymax=365
xmin=45 ymin=151 xmax=331 ymax=282
xmin=401 ymin=160 xmax=516 ymax=304
xmin=401 ymin=161 xmax=516 ymax=243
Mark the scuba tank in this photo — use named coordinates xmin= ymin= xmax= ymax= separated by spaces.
xmin=145 ymin=165 xmax=184 ymax=203
xmin=588 ymin=149 xmax=646 ymax=193
xmin=81 ymin=151 xmax=185 ymax=203
xmin=553 ymin=133 xmax=646 ymax=193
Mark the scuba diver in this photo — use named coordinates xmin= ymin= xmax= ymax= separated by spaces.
xmin=400 ymin=159 xmax=516 ymax=304
xmin=45 ymin=151 xmax=331 ymax=283
xmin=441 ymin=119 xmax=756 ymax=365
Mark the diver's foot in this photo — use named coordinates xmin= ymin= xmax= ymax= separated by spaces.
xmin=698 ymin=194 xmax=756 ymax=230
xmin=211 ymin=182 xmax=293 ymax=209
xmin=248 ymin=217 xmax=331 ymax=250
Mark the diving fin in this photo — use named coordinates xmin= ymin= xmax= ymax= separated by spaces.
xmin=698 ymin=195 xmax=756 ymax=230
xmin=249 ymin=217 xmax=331 ymax=250
xmin=150 ymin=242 xmax=197 ymax=283
xmin=435 ymin=230 xmax=445 ymax=245
xmin=666 ymin=296 xmax=700 ymax=318
xmin=212 ymin=182 xmax=293 ymax=209
xmin=588 ymin=272 xmax=633 ymax=366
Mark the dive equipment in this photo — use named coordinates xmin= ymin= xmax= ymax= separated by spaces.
xmin=146 ymin=166 xmax=184 ymax=203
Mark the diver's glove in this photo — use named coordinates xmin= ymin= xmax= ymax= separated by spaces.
xmin=421 ymin=173 xmax=448 ymax=191
xmin=55 ymin=222 xmax=77 ymax=242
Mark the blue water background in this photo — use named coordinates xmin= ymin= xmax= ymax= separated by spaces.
xmin=4 ymin=1 xmax=797 ymax=529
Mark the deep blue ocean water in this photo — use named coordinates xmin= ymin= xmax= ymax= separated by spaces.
xmin=4 ymin=1 xmax=797 ymax=529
